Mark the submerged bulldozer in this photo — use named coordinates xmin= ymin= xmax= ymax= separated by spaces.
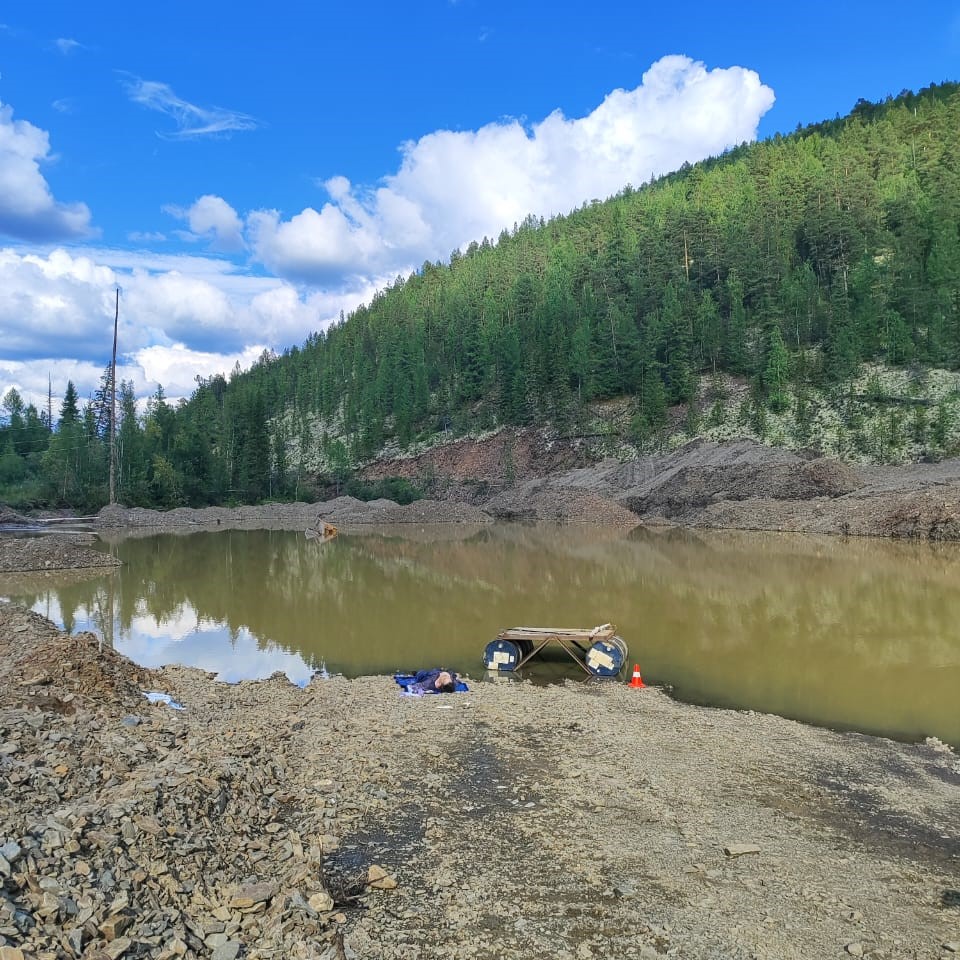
xmin=305 ymin=521 xmax=338 ymax=544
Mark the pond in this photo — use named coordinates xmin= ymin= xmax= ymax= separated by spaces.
xmin=2 ymin=523 xmax=959 ymax=746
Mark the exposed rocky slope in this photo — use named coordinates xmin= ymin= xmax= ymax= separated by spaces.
xmin=363 ymin=433 xmax=960 ymax=539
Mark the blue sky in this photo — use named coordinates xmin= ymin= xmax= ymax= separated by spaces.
xmin=1 ymin=0 xmax=959 ymax=412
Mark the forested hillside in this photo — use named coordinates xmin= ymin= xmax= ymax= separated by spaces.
xmin=3 ymin=83 xmax=960 ymax=510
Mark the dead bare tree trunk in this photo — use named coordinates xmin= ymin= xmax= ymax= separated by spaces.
xmin=109 ymin=288 xmax=119 ymax=505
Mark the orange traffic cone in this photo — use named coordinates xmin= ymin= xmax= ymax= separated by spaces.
xmin=628 ymin=664 xmax=646 ymax=689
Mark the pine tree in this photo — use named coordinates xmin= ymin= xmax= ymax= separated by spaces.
xmin=764 ymin=327 xmax=791 ymax=412
xmin=42 ymin=381 xmax=85 ymax=504
xmin=661 ymin=283 xmax=694 ymax=404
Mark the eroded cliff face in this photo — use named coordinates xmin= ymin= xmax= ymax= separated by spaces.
xmin=358 ymin=428 xmax=593 ymax=495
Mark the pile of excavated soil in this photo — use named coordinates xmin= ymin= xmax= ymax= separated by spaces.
xmin=97 ymin=503 xmax=325 ymax=528
xmin=874 ymin=490 xmax=960 ymax=540
xmin=0 ymin=603 xmax=153 ymax=711
xmin=562 ymin=441 xmax=858 ymax=515
xmin=352 ymin=433 xmax=960 ymax=539
xmin=0 ymin=507 xmax=30 ymax=526
xmin=484 ymin=482 xmax=640 ymax=524
xmin=2 ymin=603 xmax=958 ymax=960
xmin=619 ymin=457 xmax=862 ymax=518
xmin=0 ymin=536 xmax=120 ymax=574
xmin=323 ymin=498 xmax=493 ymax=525
xmin=0 ymin=602 xmax=346 ymax=960
xmin=97 ymin=498 xmax=492 ymax=530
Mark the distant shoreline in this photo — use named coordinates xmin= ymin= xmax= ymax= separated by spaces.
xmin=5 ymin=437 xmax=960 ymax=547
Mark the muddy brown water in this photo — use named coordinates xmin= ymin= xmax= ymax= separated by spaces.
xmin=2 ymin=523 xmax=959 ymax=746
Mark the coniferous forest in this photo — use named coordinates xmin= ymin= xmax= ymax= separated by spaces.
xmin=2 ymin=83 xmax=960 ymax=511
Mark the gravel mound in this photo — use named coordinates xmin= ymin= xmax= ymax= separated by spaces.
xmin=620 ymin=457 xmax=862 ymax=518
xmin=97 ymin=503 xmax=325 ymax=528
xmin=98 ymin=498 xmax=492 ymax=529
xmin=329 ymin=498 xmax=492 ymax=524
xmin=0 ymin=604 xmax=152 ymax=710
xmin=84 ymin=438 xmax=960 ymax=540
xmin=0 ymin=604 xmax=346 ymax=958
xmin=0 ymin=536 xmax=121 ymax=573
xmin=877 ymin=491 xmax=960 ymax=539
xmin=313 ymin=495 xmax=367 ymax=517
xmin=484 ymin=483 xmax=640 ymax=524
xmin=0 ymin=506 xmax=31 ymax=526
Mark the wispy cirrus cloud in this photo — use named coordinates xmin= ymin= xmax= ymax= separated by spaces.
xmin=122 ymin=75 xmax=259 ymax=139
xmin=54 ymin=37 xmax=83 ymax=55
xmin=128 ymin=230 xmax=167 ymax=243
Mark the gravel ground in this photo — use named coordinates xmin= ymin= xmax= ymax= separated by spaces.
xmin=2 ymin=598 xmax=958 ymax=960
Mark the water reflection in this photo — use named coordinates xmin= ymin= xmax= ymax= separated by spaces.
xmin=2 ymin=524 xmax=959 ymax=745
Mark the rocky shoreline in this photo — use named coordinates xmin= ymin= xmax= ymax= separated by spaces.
xmin=2 ymin=597 xmax=959 ymax=959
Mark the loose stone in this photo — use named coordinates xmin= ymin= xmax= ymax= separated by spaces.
xmin=308 ymin=892 xmax=335 ymax=912
xmin=723 ymin=843 xmax=761 ymax=858
xmin=228 ymin=882 xmax=277 ymax=910
xmin=210 ymin=940 xmax=241 ymax=960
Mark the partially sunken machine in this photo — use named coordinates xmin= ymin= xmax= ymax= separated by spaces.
xmin=483 ymin=623 xmax=628 ymax=676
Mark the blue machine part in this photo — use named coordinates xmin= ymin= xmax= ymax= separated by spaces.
xmin=584 ymin=636 xmax=628 ymax=677
xmin=483 ymin=638 xmax=525 ymax=672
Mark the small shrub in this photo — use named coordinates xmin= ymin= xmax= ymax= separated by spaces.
xmin=344 ymin=475 xmax=423 ymax=505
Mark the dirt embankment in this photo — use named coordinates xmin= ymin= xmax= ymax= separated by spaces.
xmin=2 ymin=602 xmax=959 ymax=959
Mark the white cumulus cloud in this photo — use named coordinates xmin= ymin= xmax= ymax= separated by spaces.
xmin=248 ymin=55 xmax=774 ymax=283
xmin=0 ymin=248 xmax=115 ymax=359
xmin=165 ymin=195 xmax=245 ymax=252
xmin=0 ymin=99 xmax=93 ymax=240
xmin=0 ymin=246 xmax=378 ymax=411
xmin=2 ymin=57 xmax=776 ymax=415
xmin=133 ymin=343 xmax=267 ymax=400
